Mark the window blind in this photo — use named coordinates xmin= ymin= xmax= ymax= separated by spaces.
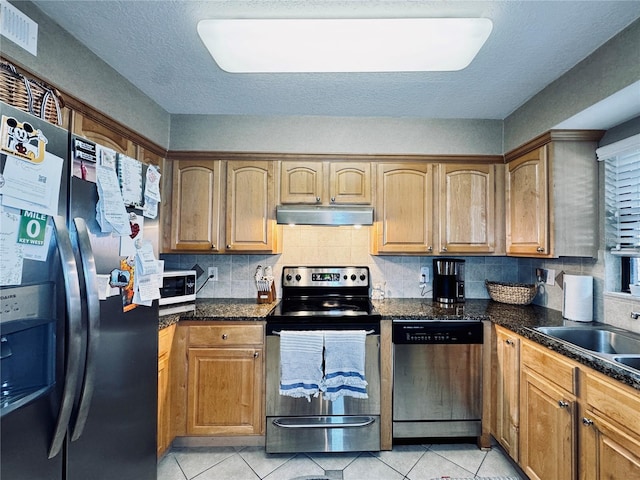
xmin=598 ymin=133 xmax=640 ymax=253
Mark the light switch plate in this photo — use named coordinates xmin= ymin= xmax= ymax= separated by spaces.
xmin=420 ymin=267 xmax=429 ymax=283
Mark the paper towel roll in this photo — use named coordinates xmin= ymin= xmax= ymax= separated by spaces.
xmin=563 ymin=274 xmax=593 ymax=322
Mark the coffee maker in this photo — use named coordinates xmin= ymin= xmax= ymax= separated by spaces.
xmin=432 ymin=258 xmax=465 ymax=303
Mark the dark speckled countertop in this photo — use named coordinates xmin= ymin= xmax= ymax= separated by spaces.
xmin=159 ymin=297 xmax=640 ymax=391
xmin=373 ymin=298 xmax=640 ymax=391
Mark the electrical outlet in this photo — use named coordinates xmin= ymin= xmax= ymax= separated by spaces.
xmin=420 ymin=267 xmax=430 ymax=283
xmin=208 ymin=266 xmax=218 ymax=281
xmin=535 ymin=268 xmax=556 ymax=285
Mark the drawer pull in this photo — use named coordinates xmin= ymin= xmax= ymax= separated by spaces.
xmin=221 ymin=334 xmax=228 ymax=340
xmin=537 ymin=247 xmax=545 ymax=253
xmin=254 ymin=351 xmax=259 ymax=358
xmin=505 ymin=339 xmax=514 ymax=345
xmin=582 ymin=417 xmax=594 ymax=427
xmin=558 ymin=400 xmax=569 ymax=408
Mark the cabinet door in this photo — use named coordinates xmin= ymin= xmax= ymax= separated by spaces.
xmin=170 ymin=160 xmax=222 ymax=251
xmin=374 ymin=163 xmax=434 ymax=254
xmin=438 ymin=164 xmax=495 ymax=254
xmin=187 ymin=347 xmax=263 ymax=436
xmin=494 ymin=326 xmax=520 ymax=461
xmin=329 ymin=162 xmax=372 ymax=204
xmin=226 ymin=161 xmax=277 ymax=252
xmin=505 ymin=146 xmax=550 ymax=257
xmin=580 ymin=407 xmax=640 ymax=480
xmin=520 ymin=369 xmax=576 ymax=480
xmin=157 ymin=324 xmax=175 ymax=457
xmin=72 ymin=112 xmax=136 ymax=156
xmin=280 ymin=161 xmax=323 ymax=204
xmin=157 ymin=352 xmax=170 ymax=457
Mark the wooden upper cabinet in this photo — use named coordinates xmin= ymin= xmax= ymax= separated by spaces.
xmin=170 ymin=159 xmax=222 ymax=251
xmin=438 ymin=163 xmax=496 ymax=254
xmin=72 ymin=111 xmax=135 ymax=156
xmin=280 ymin=161 xmax=371 ymax=205
xmin=505 ymin=147 xmax=549 ymax=257
xmin=226 ymin=161 xmax=278 ymax=253
xmin=373 ymin=163 xmax=434 ymax=254
xmin=280 ymin=161 xmax=323 ymax=204
xmin=329 ymin=162 xmax=372 ymax=204
xmin=505 ymin=131 xmax=603 ymax=258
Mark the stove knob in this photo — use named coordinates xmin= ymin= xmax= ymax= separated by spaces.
xmin=295 ymin=274 xmax=301 ymax=281
xmin=285 ymin=274 xmax=292 ymax=281
xmin=360 ymin=274 xmax=366 ymax=281
xmin=350 ymin=274 xmax=356 ymax=281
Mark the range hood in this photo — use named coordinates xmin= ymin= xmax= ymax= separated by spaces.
xmin=276 ymin=205 xmax=374 ymax=226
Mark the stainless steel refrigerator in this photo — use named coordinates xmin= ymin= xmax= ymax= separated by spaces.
xmin=0 ymin=103 xmax=158 ymax=480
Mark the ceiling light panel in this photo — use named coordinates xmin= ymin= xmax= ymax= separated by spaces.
xmin=197 ymin=18 xmax=493 ymax=73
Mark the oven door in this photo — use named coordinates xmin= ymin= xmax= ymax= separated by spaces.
xmin=265 ymin=333 xmax=381 ymax=453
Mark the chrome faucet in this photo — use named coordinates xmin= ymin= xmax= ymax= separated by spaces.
xmin=631 ymin=312 xmax=640 ymax=320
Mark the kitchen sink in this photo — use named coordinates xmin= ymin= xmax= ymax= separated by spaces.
xmin=613 ymin=356 xmax=640 ymax=370
xmin=535 ymin=326 xmax=640 ymax=355
xmin=535 ymin=325 xmax=640 ymax=374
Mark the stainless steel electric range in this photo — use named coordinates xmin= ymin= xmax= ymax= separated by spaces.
xmin=265 ymin=266 xmax=381 ymax=453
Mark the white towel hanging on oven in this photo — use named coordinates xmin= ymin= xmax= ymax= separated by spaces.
xmin=322 ymin=330 xmax=368 ymax=401
xmin=279 ymin=331 xmax=324 ymax=401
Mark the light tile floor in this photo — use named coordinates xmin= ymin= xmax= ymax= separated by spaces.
xmin=158 ymin=441 xmax=526 ymax=480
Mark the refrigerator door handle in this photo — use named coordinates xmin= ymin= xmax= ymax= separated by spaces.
xmin=69 ymin=217 xmax=101 ymax=441
xmin=48 ymin=216 xmax=84 ymax=459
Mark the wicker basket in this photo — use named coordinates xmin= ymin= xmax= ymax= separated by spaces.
xmin=485 ymin=280 xmax=537 ymax=305
xmin=1 ymin=61 xmax=63 ymax=125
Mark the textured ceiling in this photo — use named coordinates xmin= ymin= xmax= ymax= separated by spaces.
xmin=30 ymin=1 xmax=640 ymax=124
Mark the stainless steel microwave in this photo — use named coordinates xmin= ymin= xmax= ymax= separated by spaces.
xmin=159 ymin=270 xmax=196 ymax=306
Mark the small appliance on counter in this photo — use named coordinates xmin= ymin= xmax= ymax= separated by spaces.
xmin=159 ymin=269 xmax=196 ymax=316
xmin=433 ymin=258 xmax=465 ymax=303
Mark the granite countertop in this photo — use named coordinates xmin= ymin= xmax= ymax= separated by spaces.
xmin=158 ymin=297 xmax=640 ymax=390
xmin=373 ymin=298 xmax=640 ymax=390
xmin=159 ymin=298 xmax=278 ymax=329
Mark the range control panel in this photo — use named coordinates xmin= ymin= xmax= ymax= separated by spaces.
xmin=282 ymin=266 xmax=370 ymax=288
xmin=392 ymin=321 xmax=483 ymax=344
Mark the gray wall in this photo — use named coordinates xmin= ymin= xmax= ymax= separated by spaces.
xmin=503 ymin=19 xmax=640 ymax=152
xmin=3 ymin=1 xmax=171 ymax=148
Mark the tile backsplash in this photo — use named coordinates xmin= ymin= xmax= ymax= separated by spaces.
xmin=161 ymin=225 xmax=640 ymax=332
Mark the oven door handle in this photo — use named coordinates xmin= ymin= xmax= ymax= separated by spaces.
xmin=272 ymin=416 xmax=376 ymax=429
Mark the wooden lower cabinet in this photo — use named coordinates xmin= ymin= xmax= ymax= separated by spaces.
xmin=186 ymin=323 xmax=264 ymax=436
xmin=579 ymin=370 xmax=640 ymax=479
xmin=520 ymin=368 xmax=576 ymax=480
xmin=492 ymin=328 xmax=640 ymax=480
xmin=158 ymin=323 xmax=176 ymax=457
xmin=493 ymin=325 xmax=520 ymax=460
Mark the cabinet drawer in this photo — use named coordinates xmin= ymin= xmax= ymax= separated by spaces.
xmin=584 ymin=371 xmax=640 ymax=436
xmin=189 ymin=324 xmax=264 ymax=347
xmin=521 ymin=340 xmax=577 ymax=394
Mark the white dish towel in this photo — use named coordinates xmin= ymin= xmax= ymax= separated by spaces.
xmin=322 ymin=330 xmax=368 ymax=401
xmin=279 ymin=331 xmax=324 ymax=401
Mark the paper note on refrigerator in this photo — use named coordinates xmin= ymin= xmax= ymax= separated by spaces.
xmin=0 ymin=151 xmax=63 ymax=216
xmin=0 ymin=205 xmax=24 ymax=285
xmin=95 ymin=164 xmax=131 ymax=235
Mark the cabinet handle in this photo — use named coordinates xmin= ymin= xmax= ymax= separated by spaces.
xmin=558 ymin=400 xmax=569 ymax=408
xmin=536 ymin=247 xmax=545 ymax=253
xmin=221 ymin=334 xmax=228 ymax=340
xmin=316 ymin=197 xmax=321 ymax=203
xmin=226 ymin=245 xmax=231 ymax=249
xmin=253 ymin=351 xmax=260 ymax=358
xmin=582 ymin=417 xmax=594 ymax=427
xmin=211 ymin=244 xmax=216 ymax=249
xmin=442 ymin=246 xmax=448 ymax=252
xmin=330 ymin=197 xmax=336 ymax=203
xmin=505 ymin=339 xmax=513 ymax=345
xmin=427 ymin=246 xmax=433 ymax=253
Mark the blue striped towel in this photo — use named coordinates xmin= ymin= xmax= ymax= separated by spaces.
xmin=279 ymin=331 xmax=324 ymax=401
xmin=322 ymin=330 xmax=368 ymax=401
